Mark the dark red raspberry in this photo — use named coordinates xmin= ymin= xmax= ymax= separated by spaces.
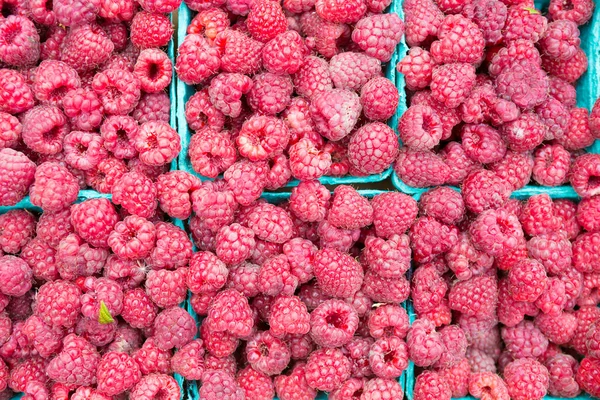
xmin=504 ymin=4 xmax=548 ymax=43
xmin=175 ymin=34 xmax=220 ymax=85
xmin=430 ymin=14 xmax=485 ymax=64
xmin=146 ymin=268 xmax=188 ymax=308
xmin=61 ymin=23 xmax=114 ymax=73
xmin=313 ymin=247 xmax=363 ymax=298
xmin=22 ymin=105 xmax=69 ymax=155
xmin=413 ymin=370 xmax=451 ymax=400
xmin=293 ymin=55 xmax=333 ymax=99
xmin=543 ymin=48 xmax=588 ymax=83
xmin=130 ymin=11 xmax=173 ymax=49
xmin=206 ymin=289 xmax=254 ymax=338
xmin=394 ymin=148 xmax=450 ymax=188
xmin=112 ymin=170 xmax=157 ymax=218
xmin=0 ymin=16 xmax=40 ymax=67
xmin=403 ymin=0 xmax=444 ymax=47
xmin=215 ymin=29 xmax=263 ymax=75
xmin=504 ymin=358 xmax=549 ymax=400
xmin=548 ymin=0 xmax=594 ymax=25
xmin=0 ymin=69 xmax=34 ymax=114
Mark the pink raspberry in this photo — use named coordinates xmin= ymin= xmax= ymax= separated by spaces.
xmin=498 ymin=276 xmax=539 ymax=327
xmin=226 ymin=262 xmax=260 ymax=298
xmin=329 ymin=52 xmax=382 ymax=93
xmin=304 ymin=348 xmax=351 ymax=392
xmin=257 ymin=254 xmax=298 ymax=296
xmin=236 ymin=115 xmax=289 ymax=161
xmin=268 ymin=295 xmax=310 ymax=338
xmin=99 ymin=115 xmax=138 ymax=159
xmin=187 ymin=251 xmax=227 ymax=295
xmin=282 ymin=97 xmax=315 ymax=141
xmin=430 ymin=14 xmax=485 ymax=64
xmin=489 ymin=150 xmax=534 ymax=191
xmin=191 ymin=181 xmax=237 ymax=232
xmin=536 ymin=97 xmax=570 ymax=141
xmin=341 ymin=337 xmax=372 ymax=377
xmin=504 ymin=358 xmax=549 ymax=400
xmin=175 ymin=34 xmax=220 ymax=85
xmin=246 ymin=74 xmax=293 ymax=116
xmin=29 ymin=162 xmax=79 ymax=212
xmin=554 ymin=199 xmax=581 ymax=239
xmin=419 ymin=187 xmax=465 ymax=225
xmin=435 ymin=325 xmax=468 ymax=369
xmin=20 ymin=315 xmax=62 ymax=358
xmin=185 ymin=89 xmax=225 ymax=132
xmin=288 ymin=138 xmax=332 ymax=180
xmin=293 ymin=55 xmax=332 ymax=99
xmin=548 ymin=76 xmax=577 ymax=107
xmin=92 ymin=68 xmax=140 ymax=116
xmin=539 ymin=19 xmax=580 ymax=61
xmin=8 ymin=357 xmax=48 ymax=393
xmin=439 ymin=358 xmax=470 ymax=397
xmin=559 ymin=107 xmax=595 ymax=150
xmin=246 ymin=0 xmax=287 ymax=42
xmin=310 ymin=299 xmax=358 ymax=348
xmin=409 ymin=216 xmax=459 ymax=262
xmin=351 ymin=13 xmax=403 ymax=62
xmin=406 ymin=318 xmax=444 ymax=367
xmin=133 ymin=49 xmax=172 ymax=94
xmin=558 ymin=268 xmax=585 ymax=310
xmin=121 ymin=288 xmax=157 ymax=329
xmin=508 ymin=258 xmax=548 ymax=302
xmin=369 ymin=336 xmax=409 ymax=379
xmin=571 ymin=154 xmax=600 ymax=198
xmin=520 ymin=194 xmax=561 ymax=236
xmin=360 ymin=76 xmax=399 ymax=122
xmin=310 ymin=89 xmax=362 ymax=141
xmin=60 ymin=23 xmax=114 ymax=72
xmin=0 ymin=210 xmax=35 ymax=255
xmin=0 ymin=16 xmax=40 ymax=67
xmin=0 ymin=156 xmax=33 ymax=206
xmin=488 ymin=39 xmax=541 ymax=77
xmin=153 ymin=307 xmax=196 ymax=351
xmin=46 ymin=334 xmax=99 ymax=386
xmin=201 ymin=323 xmax=239 ymax=358
xmin=112 ymin=170 xmax=157 ymax=218
xmin=215 ymin=29 xmax=263 ymax=75
xmin=80 ymin=277 xmax=124 ymax=322
xmin=63 ymin=131 xmax=107 ymax=171
xmin=431 ymin=63 xmax=476 ymax=109
xmin=188 ymin=129 xmax=237 ymax=178
xmin=317 ymin=219 xmax=359 ymax=252
xmin=236 ymin=367 xmax=274 ymax=400
xmin=138 ymin=0 xmax=181 ymax=12
xmin=170 ymin=339 xmax=205 ymax=380
xmin=107 ymin=215 xmax=155 ymax=260
xmin=363 ymin=234 xmax=410 ymax=278
xmin=96 ymin=351 xmax=141 ymax=396
xmin=496 ymin=63 xmax=549 ymax=110
xmin=502 ymin=320 xmax=549 ymax=359
xmin=200 ymin=370 xmax=245 ymax=400
xmin=262 ymin=30 xmax=308 ymax=75
xmin=288 ymin=180 xmax=330 ymax=223
xmin=394 ymin=148 xmax=450 ymax=188
xmin=206 ymin=289 xmax=253 ymax=338
xmin=52 ymin=0 xmax=100 ymax=26
xmin=313 ymin=247 xmax=363 ymax=298
xmin=413 ymin=370 xmax=451 ymax=400
xmin=70 ymin=198 xmax=119 ymax=248
xmin=315 ymin=0 xmax=366 ymax=23
xmin=469 ymin=372 xmax=509 ymax=400
xmin=460 ymin=124 xmax=507 ymax=164
xmin=146 ymin=268 xmax=188 ymax=308
xmin=130 ymin=11 xmax=173 ymax=49
xmin=367 ymin=304 xmax=409 ymax=340
xmin=548 ymin=0 xmax=594 ymax=25
xmin=412 ymin=265 xmax=447 ymax=314
xmin=535 ymin=276 xmax=567 ymax=314
xmin=208 ymin=73 xmax=253 ymax=118
xmin=397 ymin=47 xmax=435 ymax=91
xmin=543 ymin=47 xmax=588 ymax=83
xmin=504 ymin=4 xmax=548 ymax=43
xmin=32 ymin=60 xmax=80 ymax=106
xmin=282 ymin=238 xmax=316 ymax=284
xmin=103 ymin=255 xmax=145 ymax=290
xmin=463 ymin=0 xmax=507 ymax=45
xmin=0 ymin=69 xmax=34 ymax=114
xmin=130 ymin=374 xmax=180 ymax=400
xmin=245 ymin=203 xmax=294 ymax=243
xmin=215 ymin=223 xmax=255 ymax=265
xmin=145 ymin=226 xmax=188 ymax=273
xmin=528 ymin=232 xmax=572 ymax=275
xmin=132 ymin=338 xmax=171 ymax=375
xmin=532 ymin=144 xmax=570 ymax=186
xmin=0 ymin=111 xmax=21 ymax=149
xmin=577 ymin=196 xmax=600 ymax=233
xmin=21 ymin=238 xmax=58 ymax=281
xmin=21 ymin=105 xmax=69 ymax=155
xmin=398 ymin=105 xmax=443 ymax=151
xmin=188 ymin=7 xmax=229 ymax=39
xmin=55 ymin=233 xmax=108 ymax=279
xmin=246 ymin=330 xmax=291 ymax=376
xmin=466 ymin=348 xmax=497 ymax=373
xmin=462 ymin=169 xmax=511 ymax=214
xmin=546 ymin=354 xmax=580 ymax=397
xmin=189 ymin=216 xmax=217 ymax=252
xmin=501 ymin=113 xmax=547 ymax=154
xmin=134 ymin=121 xmax=180 ymax=167
xmin=35 ymin=208 xmax=72 ymax=250
xmin=449 ymin=275 xmax=498 ymax=318
xmin=327 ymin=185 xmax=372 ymax=230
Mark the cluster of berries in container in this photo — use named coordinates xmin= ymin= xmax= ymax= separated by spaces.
xmin=0 ymin=0 xmax=181 ymax=209
xmin=177 ymin=0 xmax=404 ymax=187
xmin=396 ymin=0 xmax=600 ymax=190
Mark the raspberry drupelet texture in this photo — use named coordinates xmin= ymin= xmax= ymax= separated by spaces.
xmin=310 ymin=299 xmax=358 ymax=347
xmin=310 ymin=89 xmax=362 ymax=142
xmin=46 ymin=334 xmax=100 ymax=387
xmin=237 ymin=367 xmax=274 ymax=400
xmin=246 ymin=0 xmax=287 ymax=42
xmin=112 ymin=171 xmax=157 ymax=218
xmin=293 ymin=55 xmax=333 ymax=99
xmin=413 ymin=370 xmax=451 ymax=400
xmin=394 ymin=148 xmax=451 ymax=188
xmin=237 ymin=115 xmax=290 ymax=160
xmin=200 ymin=370 xmax=245 ymax=400
xmin=22 ymin=105 xmax=69 ymax=155
xmin=360 ymin=76 xmax=400 ymax=122
xmin=175 ymin=34 xmax=221 ymax=85
xmin=289 ymin=180 xmax=331 ymax=223
xmin=146 ymin=268 xmax=188 ymax=308
xmin=399 ymin=105 xmax=443 ymax=151
xmin=153 ymin=307 xmax=196 ymax=350
xmin=29 ymin=162 xmax=79 ymax=213
xmin=61 ymin=23 xmax=114 ymax=73
xmin=206 ymin=289 xmax=254 ymax=338
xmin=246 ymin=330 xmax=291 ymax=376
xmin=313 ymin=247 xmax=364 ymax=298
xmin=407 ymin=318 xmax=444 ymax=367
xmin=131 ymin=11 xmax=174 ymax=49
xmin=288 ymin=139 xmax=332 ymax=181
xmin=0 ymin=16 xmax=40 ymax=67
xmin=305 ymin=348 xmax=352 ymax=392
xmin=215 ymin=29 xmax=264 ymax=75
xmin=504 ymin=358 xmax=549 ymax=400
xmin=262 ymin=30 xmax=309 ymax=75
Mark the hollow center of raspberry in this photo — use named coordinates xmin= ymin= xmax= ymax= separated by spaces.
xmin=352 ymin=389 xmax=363 ymax=399
xmin=589 ymin=175 xmax=600 ymax=191
xmin=259 ymin=342 xmax=270 ymax=357
xmin=50 ymin=86 xmax=68 ymax=102
xmin=107 ymin=86 xmax=122 ymax=102
xmin=45 ymin=0 xmax=53 ymax=12
xmin=562 ymin=0 xmax=574 ymax=10
xmin=76 ymin=142 xmax=88 ymax=155
xmin=384 ymin=350 xmax=397 ymax=364
xmin=148 ymin=63 xmax=161 ymax=81
xmin=116 ymin=129 xmax=129 ymax=145
xmin=325 ymin=312 xmax=347 ymax=330
xmin=3 ymin=23 xmax=20 ymax=44
xmin=44 ymin=125 xmax=62 ymax=142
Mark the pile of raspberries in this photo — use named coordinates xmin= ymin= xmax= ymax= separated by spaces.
xmin=396 ymin=0 xmax=600 ymax=190
xmin=177 ymin=0 xmax=404 ymax=186
xmin=0 ymin=0 xmax=181 ymax=208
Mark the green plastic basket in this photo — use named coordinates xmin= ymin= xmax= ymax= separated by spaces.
xmin=175 ymin=1 xmax=408 ymax=189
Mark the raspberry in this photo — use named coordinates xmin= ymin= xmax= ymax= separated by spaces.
xmin=502 ymin=320 xmax=549 ymax=359
xmin=489 ymin=151 xmax=534 ymax=191
xmin=56 ymin=233 xmax=109 ymax=280
xmin=191 ymin=183 xmax=237 ymax=234
xmin=261 ymin=30 xmax=308 ymax=75
xmin=438 ymin=358 xmax=470 ymax=397
xmin=8 ymin=357 xmax=48 ymax=393
xmin=309 ymin=299 xmax=357 ymax=348
xmin=310 ymin=89 xmax=361 ymax=141
xmin=64 ymin=131 xmax=107 ymax=171
xmin=236 ymin=115 xmax=290 ymax=161
xmin=0 ymin=16 xmax=40 ymax=67
xmin=543 ymin=48 xmax=588 ymax=83
xmin=20 ymin=314 xmax=61 ymax=358
xmin=0 ymin=150 xmax=31 ymax=206
xmin=397 ymin=47 xmax=435 ymax=91
xmin=468 ymin=372 xmax=509 ymax=400
xmin=130 ymin=373 xmax=180 ymax=400
xmin=548 ymin=0 xmax=594 ymax=25
xmin=245 ymin=203 xmax=294 ymax=244
xmin=545 ymin=354 xmax=580 ymax=397
xmin=169 ymin=339 xmax=205 ymax=380
xmin=246 ymin=0 xmax=287 ymax=42
xmin=199 ymin=370 xmax=244 ymax=399
xmin=404 ymin=0 xmax=444 ymax=46
xmin=138 ymin=0 xmax=181 ymax=12
xmin=531 ymin=144 xmax=570 ymax=186
xmin=112 ymin=171 xmax=157 ymax=218
xmin=340 ymin=337 xmax=372 ymax=378
xmin=430 ymin=63 xmax=476 ymax=109
xmin=571 ymin=154 xmax=600 ymax=198
xmin=559 ymin=108 xmax=594 ymax=152
xmin=430 ymin=14 xmax=485 ymax=64
xmin=188 ymin=129 xmax=237 ymax=179
xmin=504 ymin=358 xmax=549 ymax=400
xmin=350 ymin=13 xmax=403 ymax=62
xmin=20 ymin=237 xmax=58 ymax=281
xmin=488 ymin=39 xmax=540 ymax=77
xmin=245 ymin=330 xmax=291 ymax=376
xmin=304 ymin=348 xmax=351 ymax=392
xmin=577 ymin=357 xmax=600 ymax=397
xmin=359 ymin=78 xmax=399 ymax=123
xmin=293 ymin=55 xmax=333 ymax=99
xmin=435 ymin=325 xmax=468 ymax=369
xmin=467 ymin=348 xmax=497 ymax=373
xmin=463 ymin=0 xmax=507 ymax=45
xmin=406 ymin=318 xmax=444 ymax=367
xmin=520 ymin=194 xmax=561 ymax=236
xmin=148 ymin=221 xmax=193 ymax=270
xmin=496 ymin=64 xmax=549 ymax=111
xmin=80 ymin=277 xmax=123 ymax=321
xmin=330 ymin=53 xmax=382 ymax=93
xmin=363 ymin=234 xmax=409 ymax=279
xmin=96 ymin=351 xmax=141 ymax=396
xmin=209 ymin=73 xmax=254 ymax=118
xmin=288 ymin=138 xmax=332 ymax=180
xmin=146 ymin=268 xmax=188 ymax=308
xmin=215 ymin=29 xmax=263 ymax=75
xmin=120 ymin=288 xmax=157 ymax=329
xmin=448 ymin=275 xmax=497 ymax=318
xmin=130 ymin=11 xmax=173 ymax=49
xmin=288 ymin=180 xmax=330 ymax=223
xmin=206 ymin=289 xmax=254 ymax=338
xmin=316 ymin=219 xmax=358 ymax=252
xmin=130 ymin=338 xmax=171 ymax=376
xmin=398 ymin=105 xmax=442 ymax=151
xmin=578 ymin=196 xmax=600 ymax=233
xmin=132 ymin=92 xmax=170 ymax=124
xmin=409 ymin=216 xmax=459 ymax=262
xmin=70 ymin=198 xmax=119 ymax=248
xmin=313 ymin=248 xmax=363 ymax=298
xmin=461 ymin=124 xmax=507 ymax=164
xmin=0 ymin=69 xmax=34 ymax=114
xmin=547 ymin=76 xmax=576 ymax=108
xmin=33 ymin=60 xmax=80 ymax=107
xmin=133 ymin=49 xmax=172 ymax=94
xmin=507 ymin=258 xmax=548 ymax=303
xmin=186 ymin=252 xmax=227 ymax=295
xmin=175 ymin=34 xmax=220 ymax=86
xmin=536 ymin=98 xmax=570 ymax=142
xmin=134 ymin=121 xmax=180 ymax=167
xmin=368 ymin=336 xmax=409 ymax=379
xmin=257 ymin=254 xmax=298 ymax=296
xmin=52 ymin=0 xmax=100 ymax=26
xmin=0 ymin=210 xmax=35 ymax=254
xmin=152 ymin=307 xmax=196 ymax=352
xmin=413 ymin=370 xmax=451 ymax=400
xmin=504 ymin=4 xmax=548 ymax=43
xmin=60 ymin=23 xmax=114 ymax=73
xmin=395 ymin=148 xmax=451 ymax=188
xmin=326 ymin=185 xmax=372 ymax=230
xmin=21 ymin=105 xmax=69 ymax=155
xmin=419 ymin=187 xmax=464 ymax=226
xmin=45 ymin=334 xmax=99 ymax=386
xmin=29 ymin=162 xmax=78 ymax=212
xmin=282 ymin=98 xmax=315 ymax=142
xmin=99 ymin=115 xmax=138 ymax=160
xmin=539 ymin=20 xmax=580 ymax=61
xmin=35 ymin=208 xmax=71 ymax=249
xmin=462 ymin=169 xmax=511 ymax=214
xmin=185 ymin=90 xmax=225 ymax=133
xmin=188 ymin=7 xmax=229 ymax=39
xmin=92 ymin=68 xmax=140 ymax=116
xmin=412 ymin=265 xmax=447 ymax=314
xmin=528 ymin=233 xmax=572 ymax=275
xmin=555 ymin=199 xmax=581 ymax=239
xmin=315 ymin=0 xmax=366 ymax=23
xmin=236 ymin=367 xmax=274 ymax=400
xmin=107 ymin=215 xmax=155 ymax=260
xmin=215 ymin=223 xmax=254 ymax=265
xmin=246 ymin=74 xmax=293 ymax=116
xmin=201 ymin=323 xmax=239 ymax=358
xmin=0 ymin=111 xmax=21 ymax=149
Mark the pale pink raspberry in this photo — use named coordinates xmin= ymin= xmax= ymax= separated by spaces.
xmin=310 ymin=89 xmax=361 ymax=141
